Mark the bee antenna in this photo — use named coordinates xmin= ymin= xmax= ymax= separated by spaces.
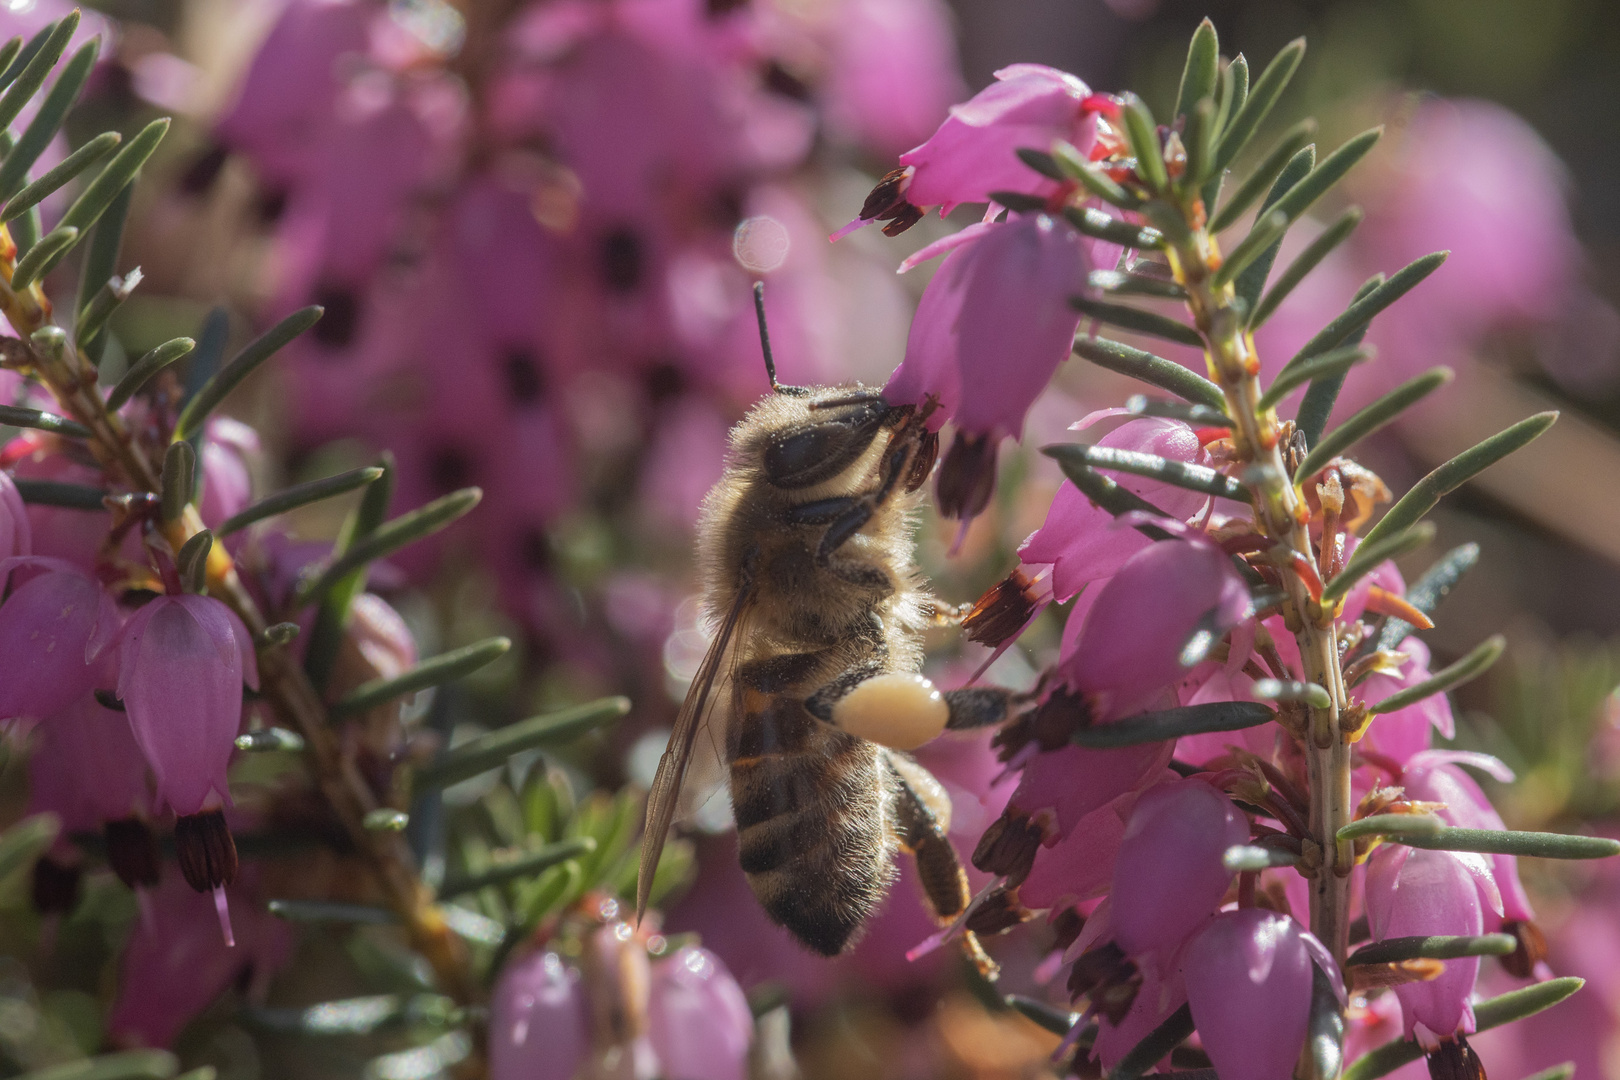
xmin=753 ymin=281 xmax=783 ymax=393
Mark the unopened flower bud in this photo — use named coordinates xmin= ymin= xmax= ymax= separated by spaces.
xmin=935 ymin=431 xmax=997 ymax=520
xmin=174 ymin=808 xmax=239 ymax=892
xmin=105 ymin=817 xmax=162 ymax=889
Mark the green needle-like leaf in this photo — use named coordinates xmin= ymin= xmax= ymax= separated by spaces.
xmin=414 ymin=697 xmax=632 ymax=791
xmin=259 ymin=622 xmax=300 ymax=647
xmin=1073 ymin=701 xmax=1275 ymax=748
xmin=1369 ymin=635 xmax=1504 ymax=714
xmin=1222 ymin=844 xmax=1299 ymax=871
xmin=1062 ymin=205 xmax=1164 ymax=249
xmin=0 ymin=813 xmax=60 ymax=882
xmin=1251 ymin=678 xmax=1333 ymax=708
xmin=1393 ymin=828 xmax=1620 ymax=860
xmin=77 ymin=268 xmax=143 ymax=363
xmin=1073 ymin=336 xmax=1226 ymax=409
xmin=1361 ymin=412 xmax=1558 ymax=551
xmin=1344 ymin=934 xmax=1515 ymax=966
xmin=1322 ymin=521 xmax=1437 ymax=603
xmin=1121 ymin=95 xmax=1166 ymax=192
xmin=1174 ymin=18 xmax=1219 ymax=120
xmin=77 ymin=166 xmax=135 ymax=347
xmin=217 ymin=465 xmax=385 ymax=536
xmin=1280 ymin=252 xmax=1449 ymax=378
xmin=331 ymin=636 xmax=512 ymax=716
xmin=1 ymin=130 xmax=118 ymax=222
xmin=0 ymin=14 xmax=81 ymax=150
xmin=1336 ymin=813 xmax=1444 ymax=843
xmin=1045 ymin=443 xmax=1246 ymax=501
xmin=1376 ymin=543 xmax=1479 ymax=653
xmin=439 ymin=836 xmax=597 ymax=898
xmin=1211 ymin=208 xmax=1288 ymax=289
xmin=10 ymin=225 xmax=76 ymax=288
xmin=1070 ymin=296 xmax=1203 ymax=348
xmin=1123 ymin=394 xmax=1231 ymax=427
xmin=1251 ymin=208 xmax=1362 ymax=329
xmin=1108 ymin=1002 xmax=1194 ymax=1080
xmin=295 ymin=487 xmax=481 ymax=606
xmin=1213 ymin=37 xmax=1305 ymax=174
xmin=12 ymin=478 xmax=105 ymax=509
xmin=1257 ymin=344 xmax=1370 ymax=411
xmin=267 ymin=899 xmax=394 ymax=924
xmin=175 ymin=304 xmax=323 ymax=441
xmin=1306 ymin=963 xmax=1345 ymax=1080
xmin=235 ymin=728 xmax=305 ymax=752
xmin=1269 ymin=127 xmax=1382 ymax=223
xmin=1088 ymin=268 xmax=1187 ymax=300
xmin=1293 ymin=368 xmax=1453 ymax=484
xmin=1181 ymin=98 xmax=1217 ymax=191
xmin=1521 ymin=1065 xmax=1575 ymax=1080
xmin=0 ymin=403 xmax=89 ymax=437
xmin=160 ymin=441 xmax=195 ymax=522
xmin=177 ymin=530 xmax=212 ymax=594
xmin=15 ymin=1050 xmax=180 ymax=1080
xmin=1208 ymin=119 xmax=1315 ymax=233
xmin=364 ymin=809 xmax=409 ymax=832
xmin=986 ymin=190 xmax=1048 ymax=213
xmin=1232 ymin=145 xmax=1313 ymax=313
xmin=0 ymin=38 xmax=22 ymax=85
xmin=1005 ymin=995 xmax=1079 ymax=1036
xmin=1341 ymin=979 xmax=1584 ymax=1080
xmin=55 ymin=118 xmax=169 ymax=239
xmin=105 ymin=337 xmax=195 ymax=411
xmin=1043 ymin=456 xmax=1176 ymax=540
xmin=1053 ymin=139 xmax=1139 ymax=208
xmin=1225 ymin=55 xmax=1249 ymax=129
xmin=1015 ymin=147 xmax=1064 ymax=181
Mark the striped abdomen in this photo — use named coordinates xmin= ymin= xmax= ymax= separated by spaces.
xmin=728 ymin=691 xmax=896 ymax=955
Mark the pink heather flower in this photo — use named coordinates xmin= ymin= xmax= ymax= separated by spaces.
xmin=646 ymin=947 xmax=754 ymax=1080
xmin=898 ymin=64 xmax=1100 ymax=216
xmin=885 ymin=213 xmax=1090 ymax=441
xmin=0 ymin=557 xmax=121 ymax=723
xmin=107 ymin=873 xmax=290 ymax=1048
xmin=1401 ymin=751 xmax=1531 ymax=923
xmin=1021 ymin=418 xmax=1211 ymax=602
xmin=27 ymin=694 xmax=149 ymax=832
xmin=490 ymin=950 xmax=587 ymax=1080
xmin=1109 ymin=780 xmax=1247 ymax=966
xmin=117 ymin=595 xmax=258 ymax=816
xmin=820 ymin=0 xmax=963 ymax=158
xmin=1060 ymin=536 xmax=1251 ymax=720
xmin=0 ymin=470 xmax=29 ymax=559
xmin=1357 ymin=639 xmax=1453 ymax=768
xmin=1366 ymin=844 xmax=1486 ymax=1045
xmin=1183 ymin=910 xmax=1314 ymax=1080
xmin=1093 ymin=962 xmax=1187 ymax=1072
xmin=198 ymin=418 xmax=259 ymax=532
xmin=1010 ymin=742 xmax=1173 ymax=837
xmin=1020 ymin=789 xmax=1134 ymax=910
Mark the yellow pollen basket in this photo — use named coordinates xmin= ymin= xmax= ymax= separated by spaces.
xmin=831 ymin=672 xmax=949 ymax=751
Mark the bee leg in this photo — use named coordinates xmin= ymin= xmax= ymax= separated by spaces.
xmin=883 ymin=752 xmax=999 ymax=979
xmin=814 ymin=429 xmax=917 ymax=564
xmin=942 ymin=687 xmax=1016 ymax=731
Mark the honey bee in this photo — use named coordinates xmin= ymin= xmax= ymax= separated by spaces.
xmin=636 ymin=285 xmax=1013 ymax=972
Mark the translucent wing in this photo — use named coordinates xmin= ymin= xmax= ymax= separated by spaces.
xmin=636 ymin=578 xmax=754 ymax=922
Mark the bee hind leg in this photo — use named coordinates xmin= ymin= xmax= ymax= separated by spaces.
xmin=884 ymin=752 xmax=999 ymax=979
xmin=943 ymin=687 xmax=1016 ymax=731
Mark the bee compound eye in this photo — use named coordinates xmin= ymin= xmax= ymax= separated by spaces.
xmin=831 ymin=672 xmax=949 ymax=750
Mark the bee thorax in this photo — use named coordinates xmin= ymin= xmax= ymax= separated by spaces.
xmin=831 ymin=672 xmax=948 ymax=750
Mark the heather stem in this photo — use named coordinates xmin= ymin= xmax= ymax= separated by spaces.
xmin=1167 ymin=225 xmax=1354 ymax=974
xmin=0 ymin=228 xmax=480 ymax=1016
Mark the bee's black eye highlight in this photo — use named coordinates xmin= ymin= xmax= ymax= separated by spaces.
xmin=763 ymin=400 xmax=889 ymax=489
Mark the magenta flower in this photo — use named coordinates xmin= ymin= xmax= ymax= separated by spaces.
xmin=1366 ymin=844 xmax=1486 ymax=1045
xmin=899 ymin=64 xmax=1100 ymax=216
xmin=26 ymin=694 xmax=149 ymax=833
xmin=820 ymin=0 xmax=963 ymax=157
xmin=1021 ymin=418 xmax=1211 ymax=602
xmin=1357 ymin=639 xmax=1452 ymax=767
xmin=1092 ymin=962 xmax=1188 ymax=1072
xmin=0 ymin=557 xmax=121 ymax=723
xmin=490 ymin=949 xmax=586 ymax=1080
xmin=197 ymin=418 xmax=259 ymax=532
xmin=646 ymin=947 xmax=754 ymax=1080
xmin=1010 ymin=742 xmax=1173 ymax=838
xmin=107 ymin=873 xmax=290 ymax=1048
xmin=1109 ymin=780 xmax=1247 ymax=966
xmin=1401 ymin=751 xmax=1532 ymax=923
xmin=0 ymin=470 xmax=29 ymax=560
xmin=1060 ymin=535 xmax=1251 ymax=720
xmin=1183 ymin=910 xmax=1314 ymax=1080
xmin=117 ymin=594 xmax=258 ymax=817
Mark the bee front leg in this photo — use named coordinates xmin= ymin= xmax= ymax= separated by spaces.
xmin=884 ymin=752 xmax=999 ymax=979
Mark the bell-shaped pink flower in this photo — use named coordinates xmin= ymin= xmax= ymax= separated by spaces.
xmin=1010 ymin=742 xmax=1172 ymax=837
xmin=1061 ymin=536 xmax=1251 ymax=720
xmin=1183 ymin=910 xmax=1313 ymax=1080
xmin=1021 ymin=418 xmax=1211 ymax=602
xmin=197 ymin=418 xmax=259 ymax=531
xmin=106 ymin=873 xmax=290 ymax=1048
xmin=0 ymin=557 xmax=121 ymax=723
xmin=1110 ymin=780 xmax=1247 ymax=965
xmin=1402 ymin=751 xmax=1532 ymax=923
xmin=1093 ymin=962 xmax=1187 ymax=1072
xmin=117 ymin=595 xmax=258 ymax=816
xmin=646 ymin=946 xmax=754 ymax=1080
xmin=490 ymin=949 xmax=587 ymax=1080
xmin=898 ymin=64 xmax=1101 ymax=215
xmin=0 ymin=470 xmax=30 ymax=560
xmin=1020 ymin=790 xmax=1134 ymax=911
xmin=1358 ymin=639 xmax=1452 ymax=767
xmin=885 ymin=213 xmax=1090 ymax=441
xmin=27 ymin=694 xmax=149 ymax=832
xmin=1366 ymin=844 xmax=1485 ymax=1045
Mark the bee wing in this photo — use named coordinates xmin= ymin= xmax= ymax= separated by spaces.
xmin=636 ymin=579 xmax=754 ymax=923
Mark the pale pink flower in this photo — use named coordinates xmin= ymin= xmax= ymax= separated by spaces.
xmin=0 ymin=557 xmax=121 ymax=723
xmin=647 ymin=947 xmax=754 ymax=1080
xmin=1183 ymin=910 xmax=1315 ymax=1080
xmin=490 ymin=950 xmax=587 ymax=1080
